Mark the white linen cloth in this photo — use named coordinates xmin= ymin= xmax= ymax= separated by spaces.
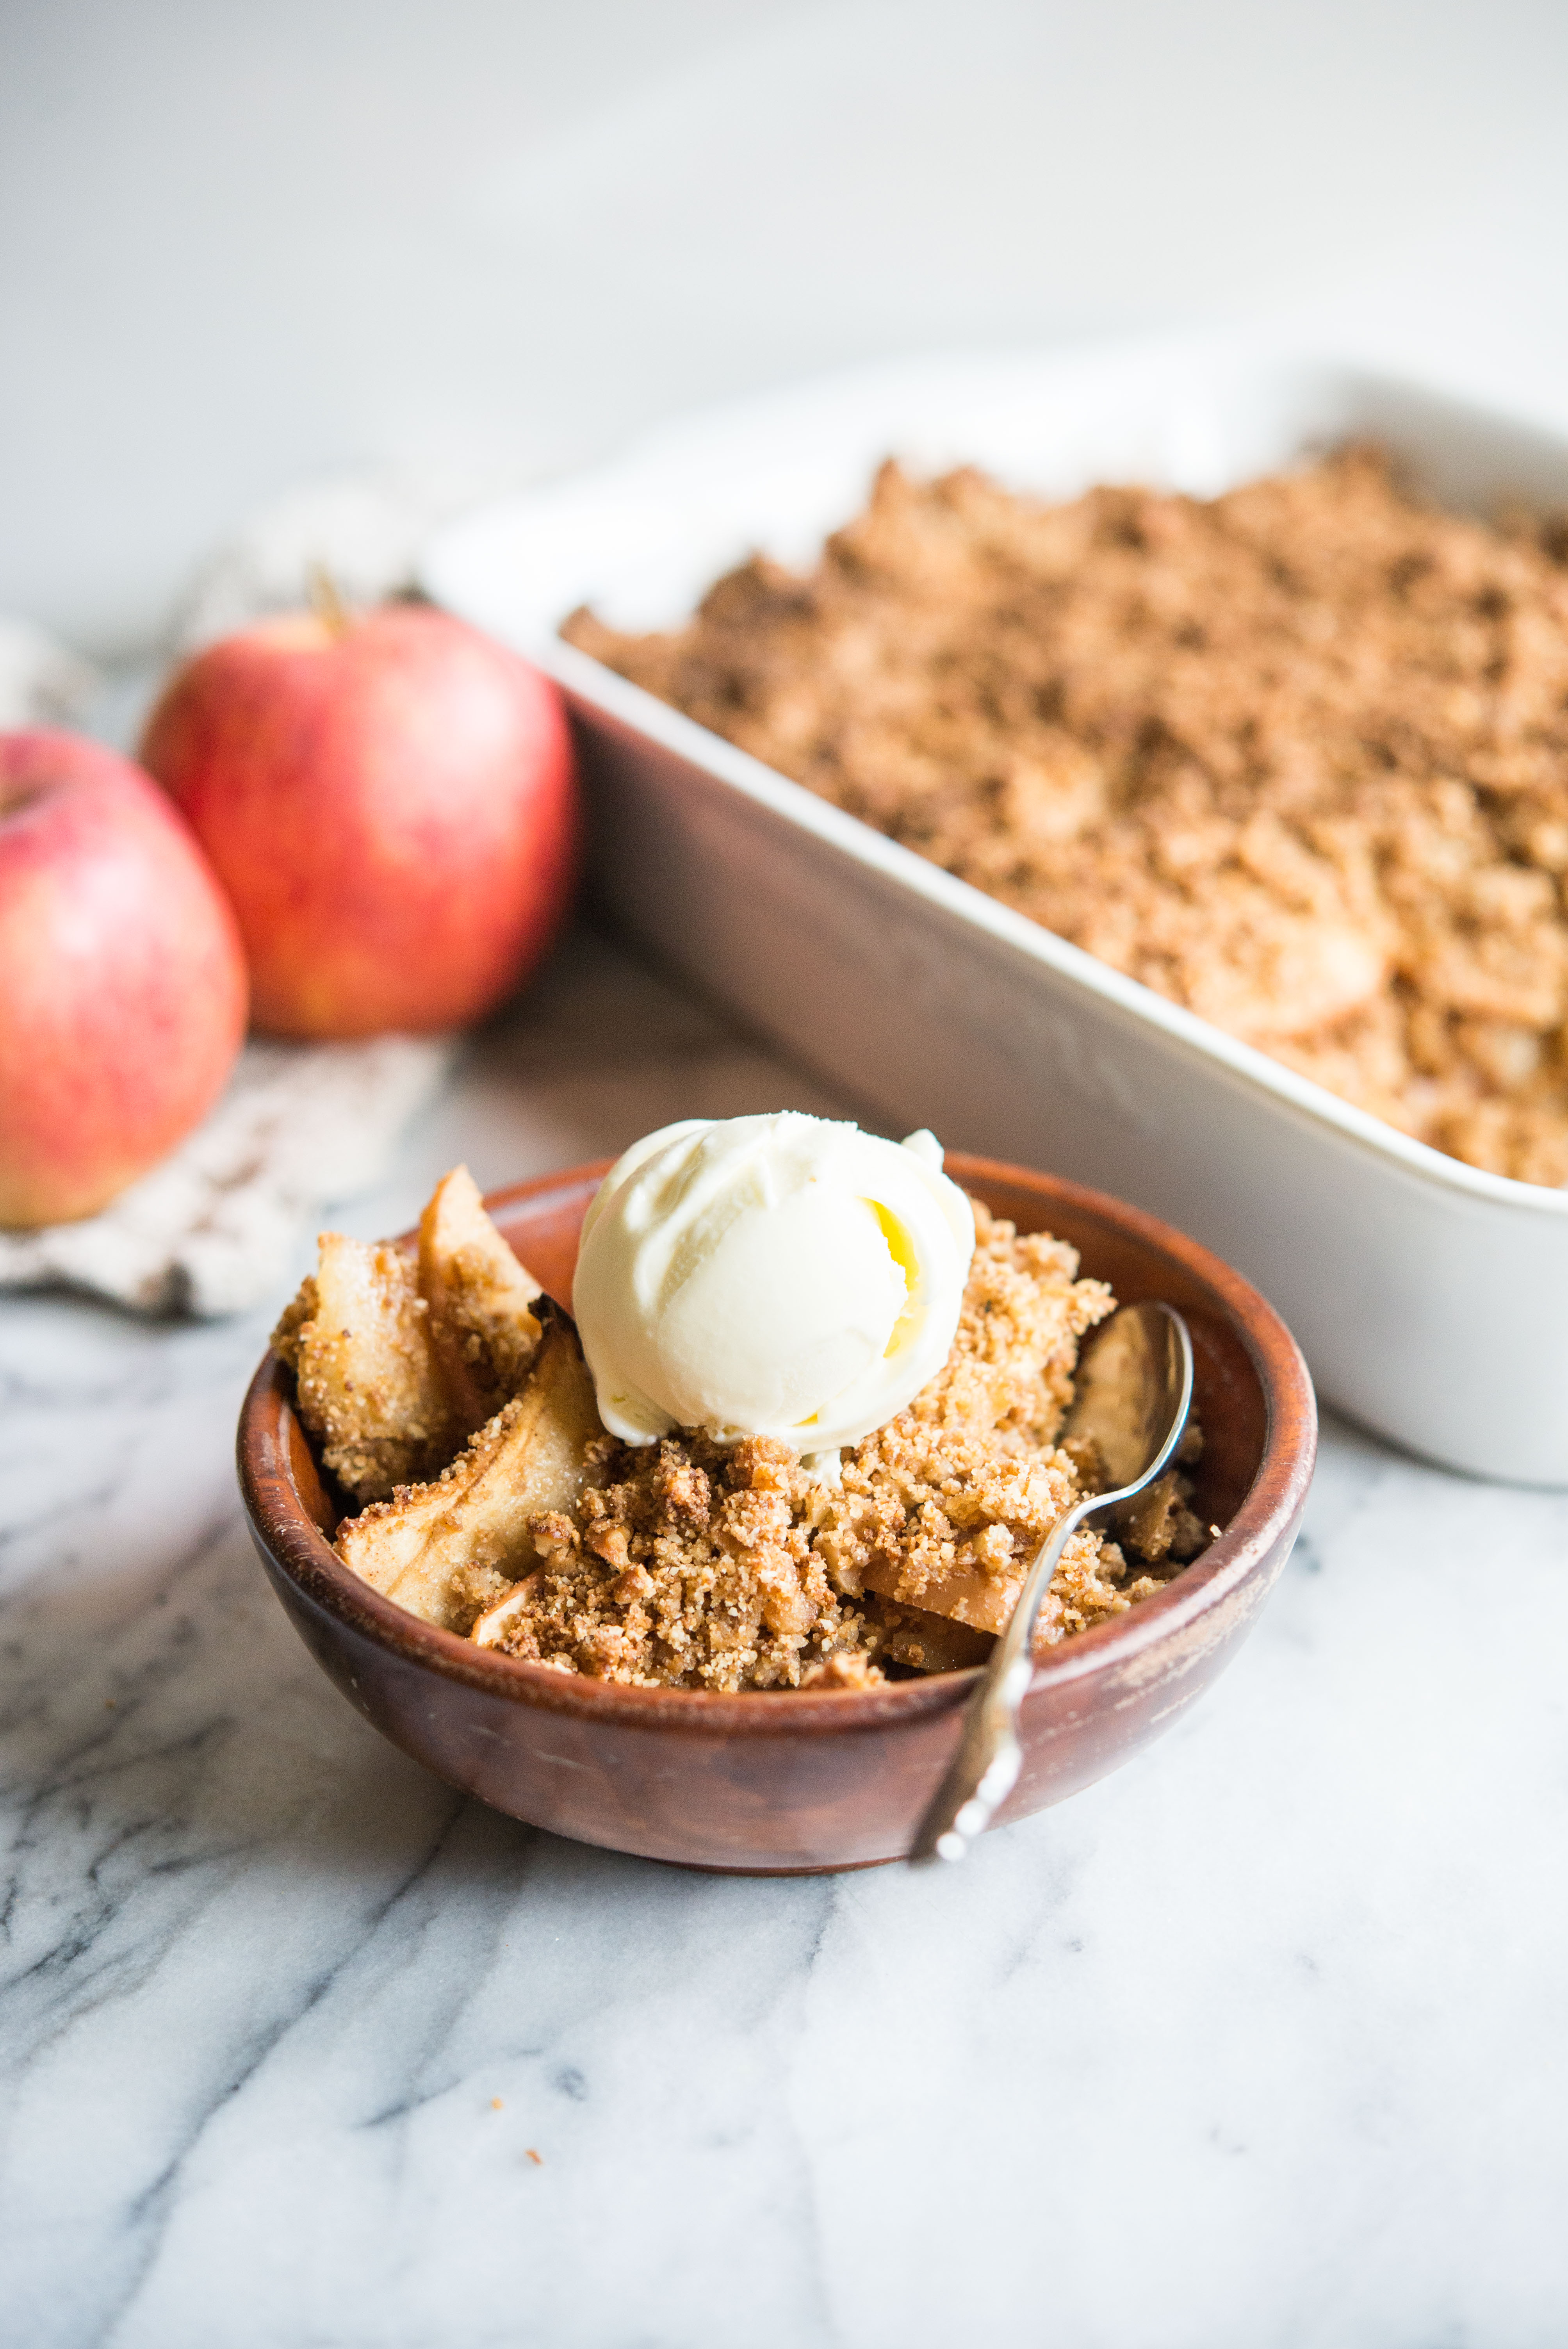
xmin=0 ymin=1034 xmax=455 ymax=1315
xmin=0 ymin=613 xmax=98 ymax=729
xmin=1 ymin=471 xmax=485 ymax=1315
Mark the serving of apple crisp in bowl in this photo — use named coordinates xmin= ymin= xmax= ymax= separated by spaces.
xmin=240 ymin=1127 xmax=1315 ymax=1872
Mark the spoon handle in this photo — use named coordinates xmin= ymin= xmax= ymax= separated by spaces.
xmin=906 ymin=1501 xmax=1091 ymax=1864
xmin=908 ymin=1300 xmax=1194 ymax=1867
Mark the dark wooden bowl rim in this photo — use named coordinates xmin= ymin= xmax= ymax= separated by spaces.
xmin=239 ymin=1153 xmax=1317 ymax=1734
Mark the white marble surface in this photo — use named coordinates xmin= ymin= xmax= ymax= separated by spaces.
xmin=2 ymin=925 xmax=1566 ymax=2348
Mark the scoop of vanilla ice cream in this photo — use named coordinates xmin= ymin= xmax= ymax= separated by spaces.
xmin=572 ymin=1113 xmax=975 ymax=1453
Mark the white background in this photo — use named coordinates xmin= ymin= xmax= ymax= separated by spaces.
xmin=5 ymin=0 xmax=1568 ymax=648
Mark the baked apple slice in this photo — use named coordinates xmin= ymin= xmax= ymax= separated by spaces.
xmin=418 ymin=1163 xmax=543 ymax=1425
xmin=272 ymin=1235 xmax=451 ymax=1502
xmin=273 ymin=1163 xmax=547 ymax=1502
xmin=335 ymin=1316 xmax=602 ymax=1631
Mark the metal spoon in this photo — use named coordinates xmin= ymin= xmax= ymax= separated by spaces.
xmin=909 ymin=1299 xmax=1194 ymax=1866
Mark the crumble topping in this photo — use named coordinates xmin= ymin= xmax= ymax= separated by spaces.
xmin=565 ymin=447 xmax=1568 ymax=1186
xmin=279 ymin=1171 xmax=1213 ymax=1690
xmin=474 ymin=1202 xmax=1207 ymax=1690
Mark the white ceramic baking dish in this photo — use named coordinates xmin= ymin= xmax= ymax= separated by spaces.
xmin=423 ymin=337 xmax=1568 ymax=1486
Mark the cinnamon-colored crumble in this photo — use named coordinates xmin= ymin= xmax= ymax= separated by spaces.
xmin=472 ymin=1202 xmax=1206 ymax=1690
xmin=279 ymin=1174 xmax=1210 ymax=1691
xmin=564 ymin=448 xmax=1568 ymax=1186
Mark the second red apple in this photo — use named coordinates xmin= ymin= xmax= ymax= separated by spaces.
xmin=140 ymin=604 xmax=579 ymax=1037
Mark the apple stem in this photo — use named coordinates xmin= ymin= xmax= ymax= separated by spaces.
xmin=308 ymin=562 xmax=353 ymax=639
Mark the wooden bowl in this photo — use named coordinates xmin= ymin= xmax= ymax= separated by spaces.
xmin=238 ymin=1155 xmax=1316 ymax=1874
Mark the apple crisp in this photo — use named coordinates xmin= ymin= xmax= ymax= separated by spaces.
xmin=276 ymin=1175 xmax=1207 ymax=1692
xmin=273 ymin=1166 xmax=544 ymax=1501
xmin=564 ymin=447 xmax=1568 ymax=1187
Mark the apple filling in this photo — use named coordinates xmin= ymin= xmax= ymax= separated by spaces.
xmin=272 ymin=1165 xmax=545 ymax=1500
xmin=274 ymin=1171 xmax=1209 ymax=1690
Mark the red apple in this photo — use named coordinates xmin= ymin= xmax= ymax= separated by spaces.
xmin=138 ymin=604 xmax=579 ymax=1037
xmin=0 ymin=731 xmax=248 ymax=1227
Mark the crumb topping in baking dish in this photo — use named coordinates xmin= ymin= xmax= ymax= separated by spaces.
xmin=564 ymin=446 xmax=1568 ymax=1187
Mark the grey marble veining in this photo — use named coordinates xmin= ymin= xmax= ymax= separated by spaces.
xmin=4 ymin=931 xmax=1567 ymax=2349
